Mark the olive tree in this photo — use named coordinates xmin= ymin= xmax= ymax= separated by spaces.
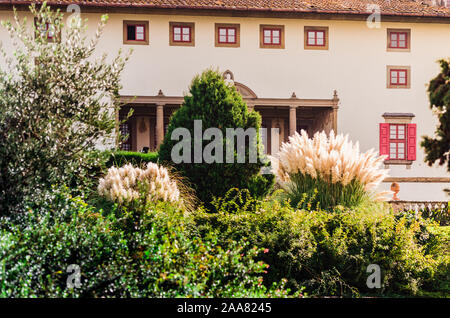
xmin=0 ymin=3 xmax=130 ymax=214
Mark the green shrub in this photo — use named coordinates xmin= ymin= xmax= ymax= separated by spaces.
xmin=159 ymin=69 xmax=273 ymax=207
xmin=0 ymin=187 xmax=127 ymax=297
xmin=106 ymin=151 xmax=159 ymax=168
xmin=0 ymin=186 xmax=291 ymax=297
xmin=193 ymin=190 xmax=449 ymax=297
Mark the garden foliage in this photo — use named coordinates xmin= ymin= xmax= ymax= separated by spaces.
xmin=159 ymin=69 xmax=273 ymax=206
xmin=0 ymin=186 xmax=291 ymax=297
xmin=272 ymin=130 xmax=390 ymax=210
xmin=0 ymin=4 xmax=129 ymax=214
xmin=0 ymin=5 xmax=448 ymax=299
xmin=105 ymin=151 xmax=159 ymax=168
xmin=194 ymin=189 xmax=450 ymax=297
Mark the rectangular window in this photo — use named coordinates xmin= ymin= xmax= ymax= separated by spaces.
xmin=380 ymin=122 xmax=416 ymax=162
xmin=173 ymin=26 xmax=191 ymax=43
xmin=387 ymin=29 xmax=410 ymax=52
xmin=389 ymin=32 xmax=407 ymax=48
xmin=218 ymin=27 xmax=236 ymax=44
xmin=387 ymin=66 xmax=411 ymax=89
xmin=263 ymin=28 xmax=281 ymax=45
xmin=123 ymin=21 xmax=149 ymax=45
xmin=215 ymin=24 xmax=240 ymax=47
xmin=307 ymin=30 xmax=325 ymax=46
xmin=389 ymin=124 xmax=406 ymax=159
xmin=304 ymin=26 xmax=329 ymax=50
xmin=127 ymin=24 xmax=146 ymax=41
xmin=390 ymin=69 xmax=408 ymax=86
xmin=169 ymin=22 xmax=195 ymax=46
xmin=260 ymin=25 xmax=285 ymax=49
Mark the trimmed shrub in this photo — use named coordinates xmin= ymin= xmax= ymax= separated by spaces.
xmin=193 ymin=190 xmax=449 ymax=297
xmin=159 ymin=69 xmax=273 ymax=207
xmin=105 ymin=151 xmax=159 ymax=168
xmin=272 ymin=130 xmax=390 ymax=210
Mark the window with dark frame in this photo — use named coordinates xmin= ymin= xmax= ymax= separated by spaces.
xmin=263 ymin=28 xmax=281 ymax=45
xmin=218 ymin=27 xmax=237 ymax=44
xmin=389 ymin=124 xmax=406 ymax=160
xmin=379 ymin=121 xmax=416 ymax=162
xmin=304 ymin=26 xmax=329 ymax=50
xmin=390 ymin=69 xmax=408 ymax=86
xmin=215 ymin=23 xmax=240 ymax=48
xmin=123 ymin=21 xmax=149 ymax=45
xmin=389 ymin=31 xmax=408 ymax=49
xmin=169 ymin=22 xmax=195 ymax=46
xmin=172 ymin=25 xmax=192 ymax=43
xmin=126 ymin=24 xmax=146 ymax=42
xmin=307 ymin=30 xmax=325 ymax=47
xmin=387 ymin=29 xmax=410 ymax=52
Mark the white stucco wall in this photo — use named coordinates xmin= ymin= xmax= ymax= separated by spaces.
xmin=0 ymin=9 xmax=449 ymax=200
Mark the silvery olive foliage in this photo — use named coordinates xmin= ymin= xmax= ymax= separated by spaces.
xmin=0 ymin=3 xmax=130 ymax=214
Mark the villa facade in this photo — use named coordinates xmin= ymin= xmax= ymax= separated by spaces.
xmin=0 ymin=0 xmax=449 ymax=200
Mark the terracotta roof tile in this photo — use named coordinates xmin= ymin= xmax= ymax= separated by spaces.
xmin=1 ymin=0 xmax=449 ymax=17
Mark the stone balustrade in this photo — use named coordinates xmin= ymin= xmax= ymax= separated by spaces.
xmin=389 ymin=201 xmax=449 ymax=213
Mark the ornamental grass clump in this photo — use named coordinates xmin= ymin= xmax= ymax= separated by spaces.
xmin=272 ymin=130 xmax=390 ymax=210
xmin=98 ymin=162 xmax=181 ymax=205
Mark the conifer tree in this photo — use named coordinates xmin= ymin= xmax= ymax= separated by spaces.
xmin=159 ymin=69 xmax=272 ymax=206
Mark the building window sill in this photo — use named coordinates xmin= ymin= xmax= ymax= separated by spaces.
xmin=384 ymin=159 xmax=413 ymax=169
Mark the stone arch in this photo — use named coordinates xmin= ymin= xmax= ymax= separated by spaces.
xmin=234 ymin=82 xmax=258 ymax=99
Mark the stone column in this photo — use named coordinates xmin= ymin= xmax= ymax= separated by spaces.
xmin=289 ymin=106 xmax=297 ymax=136
xmin=332 ymin=90 xmax=339 ymax=133
xmin=332 ymin=108 xmax=338 ymax=133
xmin=156 ymin=103 xmax=164 ymax=149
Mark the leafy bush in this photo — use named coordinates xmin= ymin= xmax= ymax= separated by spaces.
xmin=0 ymin=4 xmax=129 ymax=215
xmin=105 ymin=151 xmax=159 ymax=168
xmin=0 ymin=187 xmax=127 ymax=297
xmin=0 ymin=186 xmax=291 ymax=297
xmin=193 ymin=190 xmax=449 ymax=297
xmin=159 ymin=69 xmax=273 ymax=207
xmin=272 ymin=130 xmax=390 ymax=210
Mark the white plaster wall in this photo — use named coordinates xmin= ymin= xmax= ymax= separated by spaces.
xmin=0 ymin=9 xmax=449 ymax=200
xmin=379 ymin=182 xmax=449 ymax=201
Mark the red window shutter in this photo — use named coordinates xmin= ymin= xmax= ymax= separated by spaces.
xmin=379 ymin=123 xmax=389 ymax=157
xmin=407 ymin=123 xmax=417 ymax=161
